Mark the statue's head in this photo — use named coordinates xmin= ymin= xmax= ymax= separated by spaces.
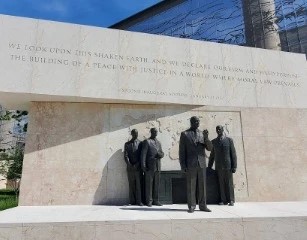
xmin=150 ymin=128 xmax=158 ymax=138
xmin=131 ymin=129 xmax=138 ymax=139
xmin=190 ymin=116 xmax=200 ymax=129
xmin=216 ymin=125 xmax=224 ymax=136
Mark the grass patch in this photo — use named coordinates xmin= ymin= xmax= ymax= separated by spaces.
xmin=0 ymin=189 xmax=16 ymax=195
xmin=0 ymin=190 xmax=18 ymax=211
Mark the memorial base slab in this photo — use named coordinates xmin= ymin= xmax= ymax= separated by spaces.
xmin=0 ymin=202 xmax=306 ymax=240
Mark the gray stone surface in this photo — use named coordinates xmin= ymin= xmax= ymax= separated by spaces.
xmin=19 ymin=102 xmax=250 ymax=205
xmin=0 ymin=202 xmax=306 ymax=240
xmin=0 ymin=14 xmax=306 ymax=109
xmin=19 ymin=102 xmax=307 ymax=205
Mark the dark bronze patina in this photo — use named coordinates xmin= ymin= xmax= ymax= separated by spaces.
xmin=179 ymin=116 xmax=213 ymax=213
xmin=208 ymin=125 xmax=237 ymax=206
xmin=141 ymin=128 xmax=164 ymax=207
xmin=124 ymin=129 xmax=143 ymax=206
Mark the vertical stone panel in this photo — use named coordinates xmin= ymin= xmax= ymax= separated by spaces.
xmin=19 ymin=102 xmax=307 ymax=205
xmin=241 ymin=108 xmax=307 ymax=201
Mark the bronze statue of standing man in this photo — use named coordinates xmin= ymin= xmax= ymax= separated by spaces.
xmin=124 ymin=129 xmax=143 ymax=206
xmin=179 ymin=116 xmax=213 ymax=213
xmin=141 ymin=128 xmax=164 ymax=207
xmin=208 ymin=125 xmax=237 ymax=206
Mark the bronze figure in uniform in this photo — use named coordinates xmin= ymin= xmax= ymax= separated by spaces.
xmin=208 ymin=125 xmax=237 ymax=206
xmin=124 ymin=129 xmax=143 ymax=206
xmin=179 ymin=116 xmax=213 ymax=213
xmin=141 ymin=128 xmax=164 ymax=207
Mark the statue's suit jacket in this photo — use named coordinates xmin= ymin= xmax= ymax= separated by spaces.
xmin=124 ymin=139 xmax=142 ymax=170
xmin=208 ymin=137 xmax=237 ymax=170
xmin=141 ymin=138 xmax=164 ymax=172
xmin=179 ymin=128 xmax=213 ymax=169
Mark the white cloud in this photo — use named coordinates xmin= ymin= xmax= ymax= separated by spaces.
xmin=27 ymin=0 xmax=69 ymax=16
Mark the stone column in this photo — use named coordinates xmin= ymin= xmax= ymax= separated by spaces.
xmin=242 ymin=0 xmax=281 ymax=50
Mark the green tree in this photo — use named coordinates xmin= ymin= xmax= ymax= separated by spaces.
xmin=0 ymin=147 xmax=23 ymax=195
xmin=0 ymin=109 xmax=27 ymax=195
xmin=7 ymin=147 xmax=23 ymax=180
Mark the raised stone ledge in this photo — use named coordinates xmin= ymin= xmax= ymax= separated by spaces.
xmin=1 ymin=14 xmax=307 ymax=109
xmin=0 ymin=202 xmax=306 ymax=239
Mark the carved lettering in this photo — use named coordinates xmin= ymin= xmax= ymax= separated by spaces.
xmin=6 ymin=42 xmax=302 ymax=94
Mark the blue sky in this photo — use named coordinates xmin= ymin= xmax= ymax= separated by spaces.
xmin=0 ymin=0 xmax=162 ymax=27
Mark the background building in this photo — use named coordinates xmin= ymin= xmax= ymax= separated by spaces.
xmin=111 ymin=0 xmax=307 ymax=56
xmin=107 ymin=0 xmax=307 ymax=204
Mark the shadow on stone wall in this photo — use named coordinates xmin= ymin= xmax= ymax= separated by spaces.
xmin=21 ymin=102 xmax=249 ymax=205
xmin=92 ymin=149 xmax=128 ymax=205
xmin=24 ymin=103 xmax=195 ymax=154
xmin=92 ymin=162 xmax=109 ymax=205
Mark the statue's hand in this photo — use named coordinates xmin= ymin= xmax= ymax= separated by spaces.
xmin=203 ymin=129 xmax=209 ymax=139
xmin=156 ymin=152 xmax=163 ymax=158
xmin=232 ymin=168 xmax=236 ymax=173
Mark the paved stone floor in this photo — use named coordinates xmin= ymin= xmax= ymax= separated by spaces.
xmin=0 ymin=202 xmax=306 ymax=240
xmin=1 ymin=202 xmax=307 ymax=224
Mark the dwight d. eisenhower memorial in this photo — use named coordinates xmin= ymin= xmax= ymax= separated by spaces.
xmin=0 ymin=7 xmax=306 ymax=239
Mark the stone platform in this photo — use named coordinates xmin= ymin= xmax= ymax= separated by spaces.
xmin=0 ymin=202 xmax=306 ymax=240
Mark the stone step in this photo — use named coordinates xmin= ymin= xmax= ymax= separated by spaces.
xmin=0 ymin=202 xmax=306 ymax=240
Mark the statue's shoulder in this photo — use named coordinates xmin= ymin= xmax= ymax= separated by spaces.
xmin=143 ymin=139 xmax=150 ymax=144
xmin=226 ymin=137 xmax=234 ymax=143
xmin=181 ymin=129 xmax=190 ymax=135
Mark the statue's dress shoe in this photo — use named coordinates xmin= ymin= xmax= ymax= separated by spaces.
xmin=188 ymin=207 xmax=195 ymax=213
xmin=199 ymin=207 xmax=211 ymax=212
xmin=153 ymin=201 xmax=163 ymax=206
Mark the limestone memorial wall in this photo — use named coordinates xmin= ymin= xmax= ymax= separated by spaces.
xmin=0 ymin=15 xmax=306 ymax=205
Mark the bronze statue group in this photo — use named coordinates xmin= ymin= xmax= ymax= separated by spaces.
xmin=124 ymin=116 xmax=237 ymax=213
